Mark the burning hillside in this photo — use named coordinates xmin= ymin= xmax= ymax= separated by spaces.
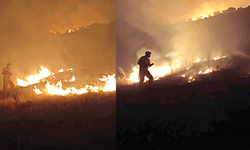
xmin=17 ymin=66 xmax=115 ymax=95
xmin=117 ymin=54 xmax=234 ymax=85
xmin=117 ymin=5 xmax=250 ymax=87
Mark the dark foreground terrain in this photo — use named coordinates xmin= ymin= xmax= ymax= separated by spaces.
xmin=0 ymin=90 xmax=116 ymax=150
xmin=117 ymin=69 xmax=250 ymax=149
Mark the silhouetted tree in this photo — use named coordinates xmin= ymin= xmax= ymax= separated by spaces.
xmin=213 ymin=11 xmax=221 ymax=16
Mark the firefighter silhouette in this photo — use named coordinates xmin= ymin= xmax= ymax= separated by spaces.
xmin=137 ymin=51 xmax=154 ymax=86
xmin=2 ymin=63 xmax=14 ymax=91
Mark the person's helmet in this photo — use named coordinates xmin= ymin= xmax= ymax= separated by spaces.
xmin=145 ymin=51 xmax=151 ymax=55
xmin=7 ymin=63 xmax=11 ymax=66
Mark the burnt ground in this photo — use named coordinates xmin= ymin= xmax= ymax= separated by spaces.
xmin=116 ymin=69 xmax=250 ymax=149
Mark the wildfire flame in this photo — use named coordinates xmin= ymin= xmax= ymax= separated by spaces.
xmin=44 ymin=81 xmax=98 ymax=96
xmin=17 ymin=66 xmax=51 ymax=87
xmin=33 ymin=86 xmax=43 ymax=94
xmin=17 ymin=66 xmax=116 ymax=95
xmin=191 ymin=15 xmax=209 ymax=21
xmin=119 ymin=55 xmax=227 ymax=84
xmin=99 ymin=74 xmax=116 ymax=92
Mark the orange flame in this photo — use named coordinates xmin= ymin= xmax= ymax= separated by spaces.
xmin=119 ymin=55 xmax=227 ymax=84
xmin=99 ymin=74 xmax=116 ymax=92
xmin=17 ymin=66 xmax=51 ymax=87
xmin=69 ymin=76 xmax=75 ymax=82
xmin=17 ymin=66 xmax=116 ymax=95
xmin=33 ymin=86 xmax=43 ymax=94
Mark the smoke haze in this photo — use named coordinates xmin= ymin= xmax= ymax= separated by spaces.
xmin=117 ymin=0 xmax=250 ymax=76
xmin=117 ymin=0 xmax=249 ymax=32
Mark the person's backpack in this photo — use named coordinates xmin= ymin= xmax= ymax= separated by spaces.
xmin=138 ymin=57 xmax=144 ymax=65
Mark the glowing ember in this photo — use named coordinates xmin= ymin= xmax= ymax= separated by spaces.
xmin=201 ymin=15 xmax=208 ymax=19
xmin=59 ymin=68 xmax=64 ymax=72
xmin=191 ymin=15 xmax=210 ymax=21
xmin=198 ymin=68 xmax=214 ymax=75
xmin=17 ymin=66 xmax=52 ymax=87
xmin=195 ymin=58 xmax=200 ymax=63
xmin=203 ymin=68 xmax=213 ymax=74
xmin=50 ymin=30 xmax=56 ymax=34
xmin=213 ymin=56 xmax=226 ymax=60
xmin=213 ymin=57 xmax=221 ymax=60
xmin=68 ymin=29 xmax=74 ymax=33
xmin=59 ymin=68 xmax=73 ymax=73
xmin=69 ymin=76 xmax=75 ymax=82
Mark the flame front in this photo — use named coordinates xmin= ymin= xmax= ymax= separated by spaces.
xmin=119 ymin=55 xmax=228 ymax=84
xmin=44 ymin=81 xmax=99 ymax=95
xmin=17 ymin=66 xmax=51 ymax=87
xmin=17 ymin=66 xmax=115 ymax=95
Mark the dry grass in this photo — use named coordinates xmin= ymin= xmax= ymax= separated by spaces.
xmin=0 ymin=86 xmax=116 ymax=148
xmin=0 ymin=86 xmax=115 ymax=122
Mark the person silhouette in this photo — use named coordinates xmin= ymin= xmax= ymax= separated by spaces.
xmin=137 ymin=51 xmax=154 ymax=87
xmin=2 ymin=63 xmax=14 ymax=91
